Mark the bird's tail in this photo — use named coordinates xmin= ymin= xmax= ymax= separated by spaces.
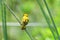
xmin=21 ymin=25 xmax=26 ymax=30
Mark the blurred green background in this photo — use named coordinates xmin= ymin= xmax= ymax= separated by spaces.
xmin=0 ymin=0 xmax=60 ymax=40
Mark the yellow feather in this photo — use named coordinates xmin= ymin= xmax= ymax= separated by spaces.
xmin=21 ymin=14 xmax=29 ymax=30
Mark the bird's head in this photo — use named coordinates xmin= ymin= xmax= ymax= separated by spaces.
xmin=24 ymin=14 xmax=28 ymax=17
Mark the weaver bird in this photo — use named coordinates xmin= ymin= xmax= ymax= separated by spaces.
xmin=21 ymin=14 xmax=29 ymax=30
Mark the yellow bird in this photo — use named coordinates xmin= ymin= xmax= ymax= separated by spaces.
xmin=21 ymin=14 xmax=29 ymax=30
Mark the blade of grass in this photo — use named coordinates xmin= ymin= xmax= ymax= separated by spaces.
xmin=43 ymin=0 xmax=59 ymax=39
xmin=4 ymin=2 xmax=34 ymax=40
xmin=36 ymin=0 xmax=56 ymax=40
xmin=25 ymin=29 xmax=34 ymax=40
xmin=4 ymin=2 xmax=21 ymax=25
xmin=2 ymin=1 xmax=8 ymax=40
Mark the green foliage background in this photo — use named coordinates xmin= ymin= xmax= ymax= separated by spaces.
xmin=0 ymin=0 xmax=60 ymax=40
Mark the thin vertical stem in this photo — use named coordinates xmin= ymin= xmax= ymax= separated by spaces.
xmin=36 ymin=0 xmax=56 ymax=40
xmin=2 ymin=1 xmax=8 ymax=40
xmin=43 ymin=0 xmax=59 ymax=39
xmin=4 ymin=2 xmax=21 ymax=25
xmin=25 ymin=29 xmax=34 ymax=40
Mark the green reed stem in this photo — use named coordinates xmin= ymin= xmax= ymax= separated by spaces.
xmin=4 ymin=2 xmax=21 ymax=25
xmin=25 ymin=29 xmax=34 ymax=40
xmin=2 ymin=1 xmax=8 ymax=40
xmin=36 ymin=0 xmax=56 ymax=40
xmin=4 ymin=2 xmax=34 ymax=40
xmin=43 ymin=0 xmax=59 ymax=39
